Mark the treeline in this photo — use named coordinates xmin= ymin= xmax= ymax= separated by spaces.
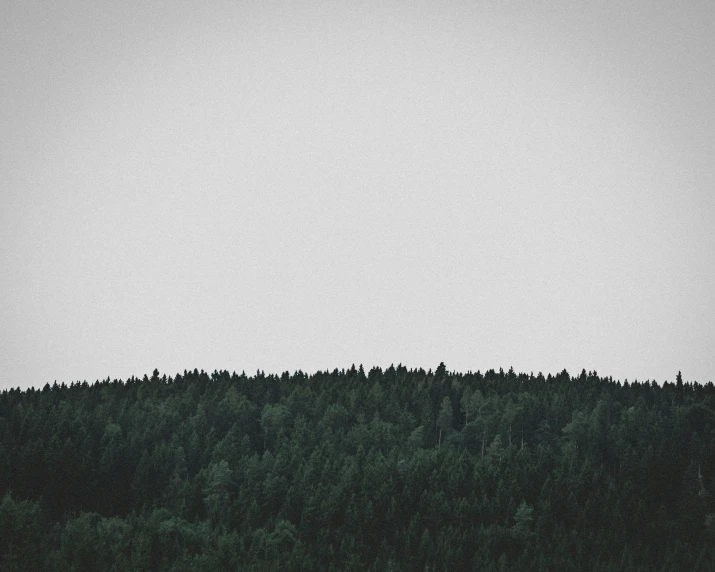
xmin=1 ymin=364 xmax=715 ymax=571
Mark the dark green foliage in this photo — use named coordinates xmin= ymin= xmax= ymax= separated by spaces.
xmin=1 ymin=366 xmax=714 ymax=570
xmin=0 ymin=493 xmax=45 ymax=571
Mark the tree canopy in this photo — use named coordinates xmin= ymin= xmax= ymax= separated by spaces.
xmin=1 ymin=364 xmax=714 ymax=570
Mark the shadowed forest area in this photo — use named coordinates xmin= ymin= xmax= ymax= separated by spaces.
xmin=1 ymin=364 xmax=715 ymax=570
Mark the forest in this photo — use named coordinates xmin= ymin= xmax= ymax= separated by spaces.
xmin=1 ymin=364 xmax=714 ymax=571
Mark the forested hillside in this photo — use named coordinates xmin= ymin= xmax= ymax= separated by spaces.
xmin=1 ymin=364 xmax=714 ymax=571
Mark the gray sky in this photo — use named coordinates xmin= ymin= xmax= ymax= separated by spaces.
xmin=2 ymin=0 xmax=714 ymax=390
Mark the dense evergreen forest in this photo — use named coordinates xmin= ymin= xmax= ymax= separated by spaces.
xmin=1 ymin=364 xmax=715 ymax=571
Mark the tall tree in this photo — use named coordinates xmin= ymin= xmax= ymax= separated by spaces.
xmin=437 ymin=397 xmax=453 ymax=448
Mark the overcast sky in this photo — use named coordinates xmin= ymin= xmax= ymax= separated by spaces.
xmin=1 ymin=0 xmax=714 ymax=390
